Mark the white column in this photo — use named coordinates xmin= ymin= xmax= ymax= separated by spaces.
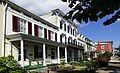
xmin=43 ymin=44 xmax=46 ymax=66
xmin=20 ymin=40 xmax=24 ymax=67
xmin=57 ymin=46 xmax=60 ymax=64
xmin=65 ymin=47 xmax=67 ymax=63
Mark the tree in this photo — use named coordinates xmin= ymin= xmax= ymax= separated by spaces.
xmin=61 ymin=0 xmax=120 ymax=26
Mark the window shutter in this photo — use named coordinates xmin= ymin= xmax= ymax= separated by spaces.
xmin=60 ymin=35 xmax=62 ymax=43
xmin=34 ymin=24 xmax=38 ymax=37
xmin=60 ymin=21 xmax=62 ymax=29
xmin=71 ymin=28 xmax=72 ymax=34
xmin=12 ymin=15 xmax=19 ymax=32
xmin=67 ymin=26 xmax=69 ymax=33
xmin=68 ymin=38 xmax=70 ymax=44
xmin=65 ymin=36 xmax=66 ymax=44
xmin=48 ymin=30 xmax=51 ymax=40
xmin=28 ymin=22 xmax=32 ymax=35
xmin=55 ymin=33 xmax=57 ymax=42
xmin=64 ymin=24 xmax=66 ymax=31
xmin=44 ymin=28 xmax=47 ymax=39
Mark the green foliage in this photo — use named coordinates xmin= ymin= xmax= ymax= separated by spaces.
xmin=61 ymin=0 xmax=120 ymax=26
xmin=25 ymin=64 xmax=44 ymax=70
xmin=60 ymin=62 xmax=66 ymax=66
xmin=97 ymin=51 xmax=112 ymax=62
xmin=0 ymin=55 xmax=26 ymax=73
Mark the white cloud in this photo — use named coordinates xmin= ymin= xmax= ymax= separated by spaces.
xmin=117 ymin=18 xmax=120 ymax=21
xmin=10 ymin=0 xmax=70 ymax=15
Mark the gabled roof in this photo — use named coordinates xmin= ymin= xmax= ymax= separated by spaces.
xmin=52 ymin=9 xmax=77 ymax=27
xmin=41 ymin=8 xmax=77 ymax=28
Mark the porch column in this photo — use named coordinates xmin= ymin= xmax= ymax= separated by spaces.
xmin=20 ymin=39 xmax=24 ymax=67
xmin=81 ymin=51 xmax=84 ymax=60
xmin=43 ymin=44 xmax=46 ymax=66
xmin=57 ymin=46 xmax=60 ymax=64
xmin=65 ymin=47 xmax=67 ymax=63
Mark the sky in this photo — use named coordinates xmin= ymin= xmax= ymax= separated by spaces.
xmin=11 ymin=0 xmax=120 ymax=48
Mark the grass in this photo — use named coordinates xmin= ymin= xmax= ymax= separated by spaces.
xmin=24 ymin=64 xmax=46 ymax=70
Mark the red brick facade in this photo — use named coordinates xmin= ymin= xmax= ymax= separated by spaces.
xmin=96 ymin=41 xmax=113 ymax=53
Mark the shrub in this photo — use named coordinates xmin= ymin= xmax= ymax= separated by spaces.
xmin=0 ymin=55 xmax=26 ymax=73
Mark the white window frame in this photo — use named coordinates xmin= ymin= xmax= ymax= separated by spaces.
xmin=18 ymin=18 xmax=26 ymax=33
xmin=38 ymin=26 xmax=43 ymax=38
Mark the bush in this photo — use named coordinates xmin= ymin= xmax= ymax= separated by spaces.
xmin=0 ymin=55 xmax=26 ymax=73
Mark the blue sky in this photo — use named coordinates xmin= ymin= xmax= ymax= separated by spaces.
xmin=11 ymin=0 xmax=120 ymax=47
xmin=78 ymin=18 xmax=120 ymax=47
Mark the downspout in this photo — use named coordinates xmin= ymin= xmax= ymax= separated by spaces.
xmin=3 ymin=2 xmax=8 ymax=57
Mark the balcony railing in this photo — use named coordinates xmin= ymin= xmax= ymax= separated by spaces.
xmin=64 ymin=42 xmax=84 ymax=50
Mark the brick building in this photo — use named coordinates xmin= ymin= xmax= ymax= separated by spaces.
xmin=95 ymin=41 xmax=113 ymax=53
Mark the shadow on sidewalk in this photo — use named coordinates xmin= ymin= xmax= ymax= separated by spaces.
xmin=99 ymin=62 xmax=120 ymax=73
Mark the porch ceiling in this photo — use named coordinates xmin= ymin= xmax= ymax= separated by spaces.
xmin=67 ymin=45 xmax=84 ymax=51
xmin=5 ymin=33 xmax=66 ymax=47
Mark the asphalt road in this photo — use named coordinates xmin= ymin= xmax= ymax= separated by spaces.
xmin=96 ymin=57 xmax=120 ymax=73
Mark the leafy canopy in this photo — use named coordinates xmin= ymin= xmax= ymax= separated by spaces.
xmin=61 ymin=0 xmax=120 ymax=26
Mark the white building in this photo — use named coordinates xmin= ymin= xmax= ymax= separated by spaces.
xmin=0 ymin=0 xmax=96 ymax=67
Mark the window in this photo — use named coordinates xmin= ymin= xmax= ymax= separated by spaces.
xmin=101 ymin=45 xmax=105 ymax=49
xmin=51 ymin=48 xmax=56 ymax=59
xmin=34 ymin=25 xmax=43 ymax=38
xmin=67 ymin=26 xmax=71 ymax=33
xmin=38 ymin=26 xmax=43 ymax=38
xmin=51 ymin=31 xmax=54 ymax=41
xmin=60 ymin=35 xmax=62 ymax=43
xmin=60 ymin=48 xmax=65 ymax=58
xmin=12 ymin=15 xmax=26 ymax=33
xmin=60 ymin=20 xmax=66 ymax=31
xmin=73 ymin=29 xmax=75 ymax=36
xmin=44 ymin=28 xmax=47 ymax=39
xmin=71 ymin=28 xmax=72 ymax=34
xmin=68 ymin=37 xmax=72 ymax=45
xmin=34 ymin=46 xmax=43 ymax=59
xmin=67 ymin=26 xmax=69 ymax=33
xmin=28 ymin=22 xmax=32 ymax=35
xmin=18 ymin=18 xmax=26 ymax=33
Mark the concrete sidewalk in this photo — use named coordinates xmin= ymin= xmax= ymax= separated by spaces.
xmin=96 ymin=56 xmax=120 ymax=73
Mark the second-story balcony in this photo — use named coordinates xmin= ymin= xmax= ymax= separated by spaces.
xmin=65 ymin=42 xmax=84 ymax=50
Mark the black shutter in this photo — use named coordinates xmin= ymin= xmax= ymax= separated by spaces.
xmin=48 ymin=30 xmax=51 ymax=40
xmin=34 ymin=24 xmax=38 ymax=37
xmin=44 ymin=28 xmax=47 ymax=39
xmin=60 ymin=21 xmax=62 ymax=29
xmin=67 ymin=26 xmax=69 ymax=33
xmin=60 ymin=35 xmax=62 ymax=43
xmin=12 ymin=15 xmax=19 ymax=32
xmin=55 ymin=33 xmax=57 ymax=42
xmin=64 ymin=23 xmax=66 ymax=31
xmin=28 ymin=22 xmax=32 ymax=35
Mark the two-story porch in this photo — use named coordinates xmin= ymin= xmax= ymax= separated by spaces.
xmin=5 ymin=33 xmax=67 ymax=67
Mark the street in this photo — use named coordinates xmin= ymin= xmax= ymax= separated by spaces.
xmin=96 ymin=56 xmax=120 ymax=73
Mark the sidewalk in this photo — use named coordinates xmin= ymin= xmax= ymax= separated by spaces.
xmin=96 ymin=56 xmax=120 ymax=73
